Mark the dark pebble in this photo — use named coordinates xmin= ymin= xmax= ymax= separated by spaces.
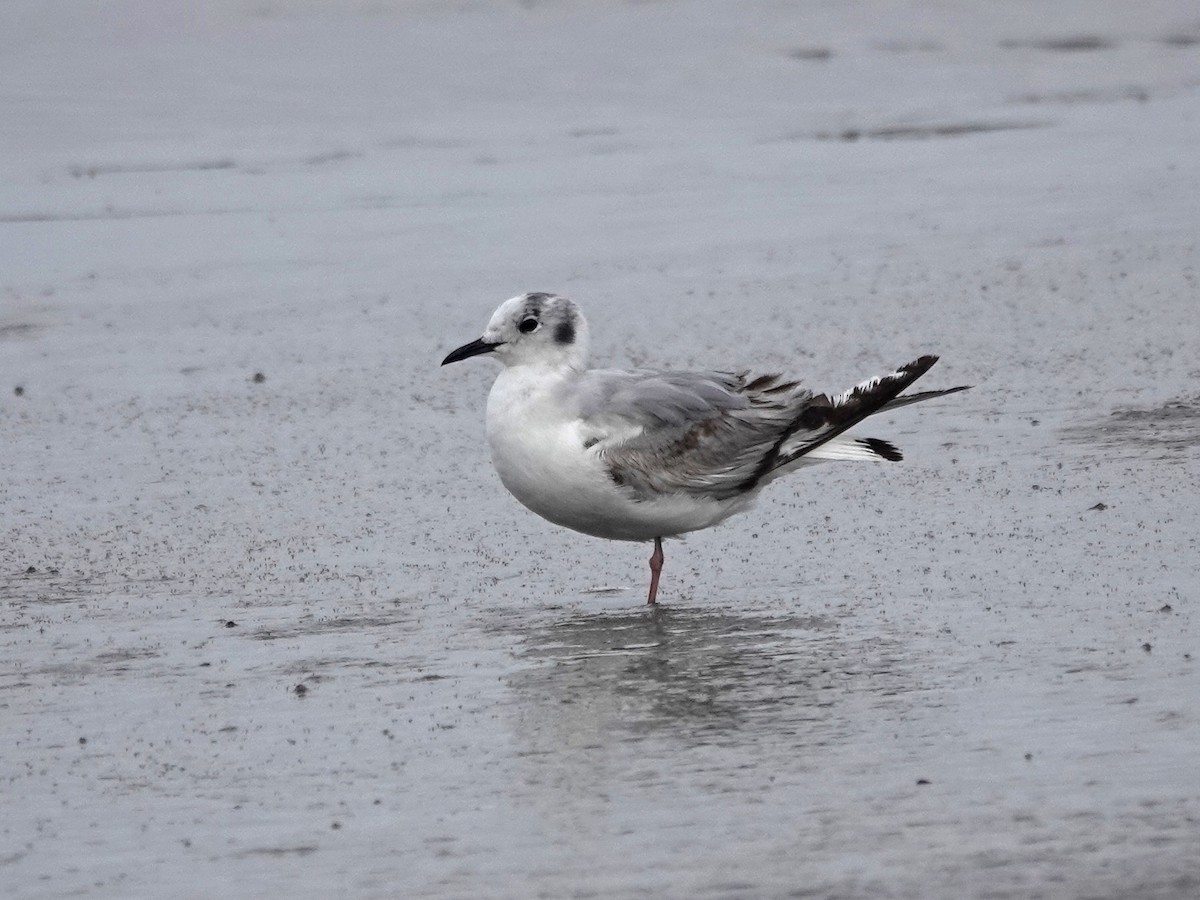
xmin=294 ymin=683 xmax=308 ymax=696
xmin=224 ymin=620 xmax=237 ymax=628
xmin=14 ymin=385 xmax=24 ymax=396
xmin=252 ymin=372 xmax=266 ymax=383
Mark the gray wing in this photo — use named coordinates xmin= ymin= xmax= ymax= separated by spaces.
xmin=568 ymin=356 xmax=958 ymax=501
xmin=570 ymin=368 xmax=818 ymax=501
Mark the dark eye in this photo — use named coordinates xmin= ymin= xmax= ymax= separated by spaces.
xmin=518 ymin=317 xmax=539 ymax=334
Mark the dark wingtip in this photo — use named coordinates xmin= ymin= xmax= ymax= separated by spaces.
xmin=905 ymin=355 xmax=939 ymax=377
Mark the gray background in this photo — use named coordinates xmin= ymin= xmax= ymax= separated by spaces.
xmin=3 ymin=1 xmax=1199 ymax=897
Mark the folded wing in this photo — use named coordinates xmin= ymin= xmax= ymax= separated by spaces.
xmin=571 ymin=357 xmax=966 ymax=502
xmin=573 ymin=368 xmax=816 ymax=501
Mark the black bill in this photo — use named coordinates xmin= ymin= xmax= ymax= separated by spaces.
xmin=441 ymin=337 xmax=500 ymax=366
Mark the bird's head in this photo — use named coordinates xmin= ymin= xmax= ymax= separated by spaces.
xmin=441 ymin=292 xmax=590 ymax=369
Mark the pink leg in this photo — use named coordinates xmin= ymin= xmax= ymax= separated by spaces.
xmin=647 ymin=537 xmax=664 ymax=605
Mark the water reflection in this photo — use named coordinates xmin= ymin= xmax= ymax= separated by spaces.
xmin=491 ymin=602 xmax=933 ymax=858
xmin=503 ymin=604 xmax=903 ymax=749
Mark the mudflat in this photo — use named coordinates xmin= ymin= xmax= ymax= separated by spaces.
xmin=3 ymin=2 xmax=1198 ymax=897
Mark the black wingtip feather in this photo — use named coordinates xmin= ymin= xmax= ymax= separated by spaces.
xmin=746 ymin=356 xmax=938 ymax=487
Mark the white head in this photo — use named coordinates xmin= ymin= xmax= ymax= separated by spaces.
xmin=441 ymin=292 xmax=590 ymax=370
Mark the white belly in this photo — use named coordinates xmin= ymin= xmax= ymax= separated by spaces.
xmin=485 ymin=367 xmax=749 ymax=542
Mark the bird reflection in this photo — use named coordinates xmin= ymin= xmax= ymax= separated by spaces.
xmin=493 ymin=601 xmax=925 ymax=847
xmin=508 ymin=606 xmax=841 ymax=747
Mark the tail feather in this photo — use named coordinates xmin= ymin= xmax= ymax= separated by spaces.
xmin=860 ymin=437 xmax=904 ymax=461
xmin=802 ymin=436 xmax=904 ymax=463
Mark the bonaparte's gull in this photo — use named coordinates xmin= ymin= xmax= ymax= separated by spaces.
xmin=442 ymin=292 xmax=968 ymax=604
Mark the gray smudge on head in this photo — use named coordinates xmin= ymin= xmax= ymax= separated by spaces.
xmin=520 ymin=292 xmax=554 ymax=317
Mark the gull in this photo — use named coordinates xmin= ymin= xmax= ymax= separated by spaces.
xmin=442 ymin=292 xmax=968 ymax=604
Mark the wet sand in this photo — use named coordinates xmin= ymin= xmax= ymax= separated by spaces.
xmin=3 ymin=1 xmax=1199 ymax=897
